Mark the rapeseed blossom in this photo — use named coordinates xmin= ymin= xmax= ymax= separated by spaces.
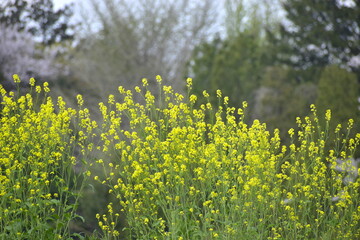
xmin=1 ymin=75 xmax=359 ymax=239
xmin=0 ymin=76 xmax=91 ymax=239
xmin=94 ymin=77 xmax=359 ymax=239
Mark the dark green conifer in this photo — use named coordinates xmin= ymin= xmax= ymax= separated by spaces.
xmin=270 ymin=0 xmax=359 ymax=76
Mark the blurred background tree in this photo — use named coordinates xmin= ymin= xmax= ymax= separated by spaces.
xmin=251 ymin=66 xmax=318 ymax=140
xmin=316 ymin=65 xmax=359 ymax=135
xmin=0 ymin=0 xmax=75 ymax=91
xmin=187 ymin=0 xmax=359 ymax=141
xmin=187 ymin=0 xmax=280 ymax=113
xmin=271 ymin=0 xmax=359 ymax=75
xmin=0 ymin=0 xmax=75 ymax=45
xmin=264 ymin=0 xmax=360 ymax=140
xmin=71 ymin=0 xmax=219 ymax=102
xmin=2 ymin=0 xmax=358 ymax=130
xmin=0 ymin=24 xmax=60 ymax=89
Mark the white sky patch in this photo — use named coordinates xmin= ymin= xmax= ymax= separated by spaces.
xmin=53 ymin=0 xmax=75 ymax=10
xmin=337 ymin=0 xmax=356 ymax=8
xmin=349 ymin=55 xmax=360 ymax=68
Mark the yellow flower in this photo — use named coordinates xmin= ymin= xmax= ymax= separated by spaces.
xmin=202 ymin=90 xmax=209 ymax=98
xmin=43 ymin=82 xmax=50 ymax=92
xmin=242 ymin=101 xmax=248 ymax=109
xmin=142 ymin=78 xmax=148 ymax=87
xmin=13 ymin=74 xmax=20 ymax=83
xmin=35 ymin=85 xmax=41 ymax=93
xmin=186 ymin=78 xmax=192 ymax=88
xmin=135 ymin=86 xmax=141 ymax=93
xmin=29 ymin=77 xmax=35 ymax=86
xmin=156 ymin=75 xmax=162 ymax=83
xmin=108 ymin=94 xmax=115 ymax=104
xmin=325 ymin=109 xmax=331 ymax=121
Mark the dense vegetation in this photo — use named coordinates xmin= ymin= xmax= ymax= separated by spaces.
xmin=0 ymin=0 xmax=359 ymax=239
xmin=1 ymin=76 xmax=359 ymax=239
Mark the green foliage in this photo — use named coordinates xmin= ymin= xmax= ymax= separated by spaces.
xmin=253 ymin=65 xmax=330 ymax=140
xmin=188 ymin=32 xmax=268 ymax=110
xmin=252 ymin=66 xmax=318 ymax=140
xmin=272 ymin=0 xmax=360 ymax=73
xmin=212 ymin=33 xmax=265 ymax=105
xmin=224 ymin=0 xmax=282 ymax=38
xmin=187 ymin=36 xmax=222 ymax=101
xmin=187 ymin=0 xmax=280 ymax=115
xmin=316 ymin=65 xmax=359 ymax=147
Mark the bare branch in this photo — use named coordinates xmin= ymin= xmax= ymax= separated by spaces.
xmin=72 ymin=0 xmax=219 ymax=97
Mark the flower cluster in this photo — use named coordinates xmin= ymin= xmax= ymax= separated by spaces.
xmin=94 ymin=79 xmax=360 ymax=239
xmin=1 ymin=74 xmax=359 ymax=239
xmin=0 ymin=75 xmax=90 ymax=239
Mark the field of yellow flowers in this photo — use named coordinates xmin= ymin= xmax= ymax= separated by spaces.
xmin=1 ymin=75 xmax=359 ymax=239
